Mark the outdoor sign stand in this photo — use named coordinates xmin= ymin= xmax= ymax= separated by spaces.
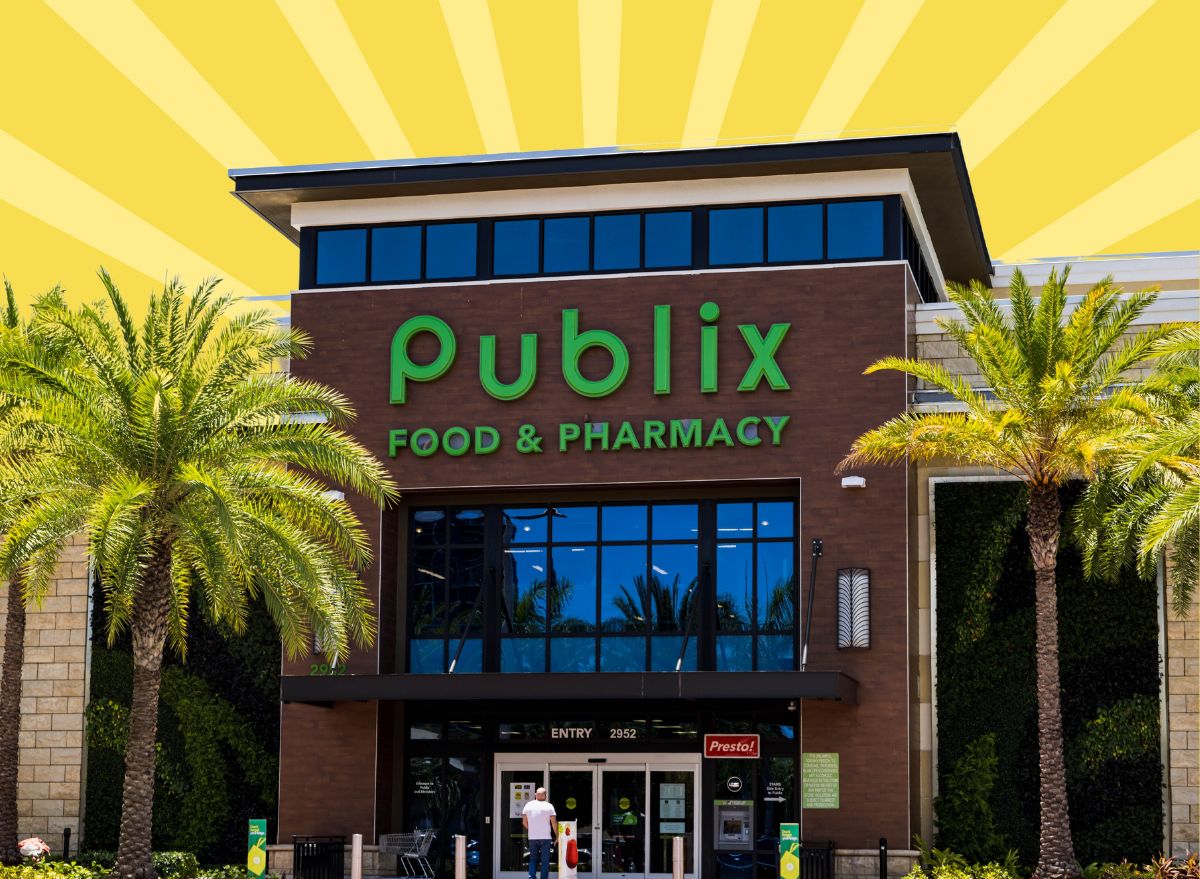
xmin=558 ymin=822 xmax=578 ymax=879
xmin=779 ymin=823 xmax=800 ymax=879
xmin=246 ymin=819 xmax=267 ymax=879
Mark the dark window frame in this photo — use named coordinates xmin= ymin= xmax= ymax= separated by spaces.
xmin=303 ymin=195 xmax=939 ymax=299
xmin=405 ymin=498 xmax=799 ymax=675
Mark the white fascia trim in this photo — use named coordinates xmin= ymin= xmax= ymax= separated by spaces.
xmin=914 ymin=288 xmax=1199 ymax=336
xmin=992 ymin=253 xmax=1200 ymax=286
xmin=289 ymin=168 xmax=948 ymax=297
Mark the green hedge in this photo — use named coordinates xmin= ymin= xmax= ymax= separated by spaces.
xmin=933 ymin=482 xmax=1162 ymax=865
xmin=84 ymin=593 xmax=280 ymax=863
xmin=0 ymin=860 xmax=282 ymax=879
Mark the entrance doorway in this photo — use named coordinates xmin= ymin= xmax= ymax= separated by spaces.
xmin=495 ymin=755 xmax=699 ymax=879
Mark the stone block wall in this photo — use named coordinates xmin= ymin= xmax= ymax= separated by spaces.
xmin=834 ymin=848 xmax=920 ymax=879
xmin=0 ymin=532 xmax=90 ymax=853
xmin=1165 ymin=568 xmax=1199 ymax=856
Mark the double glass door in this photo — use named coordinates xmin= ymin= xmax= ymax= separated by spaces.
xmin=496 ymin=756 xmax=697 ymax=879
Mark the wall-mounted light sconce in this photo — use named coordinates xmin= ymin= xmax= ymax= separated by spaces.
xmin=837 ymin=567 xmax=870 ymax=649
xmin=841 ymin=476 xmax=866 ymax=489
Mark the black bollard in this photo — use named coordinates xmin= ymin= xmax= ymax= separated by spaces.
xmin=63 ymin=827 xmax=72 ymax=860
xmin=879 ymin=837 xmax=887 ymax=879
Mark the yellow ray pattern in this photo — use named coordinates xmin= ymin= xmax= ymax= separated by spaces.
xmin=440 ymin=0 xmax=520 ymax=154
xmin=796 ymin=0 xmax=925 ymax=139
xmin=137 ymin=0 xmax=373 ymax=166
xmin=1 ymin=1 xmax=1196 ymax=310
xmin=578 ymin=0 xmax=623 ymax=148
xmin=0 ymin=129 xmax=253 ymax=294
xmin=844 ymin=0 xmax=1063 ymax=144
xmin=491 ymin=1 xmax=583 ymax=153
xmin=276 ymin=0 xmax=413 ymax=160
xmin=1002 ymin=129 xmax=1200 ymax=260
xmin=718 ymin=2 xmax=863 ymax=146
xmin=956 ymin=0 xmax=1155 ymax=169
xmin=969 ymin=0 xmax=1200 ymax=255
xmin=338 ymin=1 xmax=485 ymax=159
xmin=45 ymin=0 xmax=278 ymax=168
xmin=681 ymin=0 xmax=762 ymax=148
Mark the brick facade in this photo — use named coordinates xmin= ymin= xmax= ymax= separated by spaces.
xmin=0 ymin=532 xmax=90 ymax=853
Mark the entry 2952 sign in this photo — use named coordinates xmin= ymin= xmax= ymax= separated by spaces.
xmin=549 ymin=721 xmax=643 ymax=740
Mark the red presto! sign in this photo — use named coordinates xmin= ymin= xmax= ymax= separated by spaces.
xmin=703 ymin=734 xmax=760 ymax=759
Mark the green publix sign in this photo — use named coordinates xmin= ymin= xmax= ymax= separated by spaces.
xmin=387 ymin=302 xmax=792 ymax=458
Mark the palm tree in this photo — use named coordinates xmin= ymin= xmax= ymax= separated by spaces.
xmin=1075 ymin=324 xmax=1199 ymax=614
xmin=0 ymin=273 xmax=397 ymax=879
xmin=840 ymin=268 xmax=1173 ymax=879
xmin=0 ymin=280 xmax=71 ymax=864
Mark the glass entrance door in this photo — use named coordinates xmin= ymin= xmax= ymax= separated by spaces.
xmin=549 ymin=768 xmax=595 ymax=877
xmin=494 ymin=756 xmax=698 ymax=879
xmin=598 ymin=768 xmax=645 ymax=879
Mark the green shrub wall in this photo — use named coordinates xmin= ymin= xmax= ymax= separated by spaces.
xmin=84 ymin=589 xmax=280 ymax=864
xmin=933 ymin=482 xmax=1162 ymax=865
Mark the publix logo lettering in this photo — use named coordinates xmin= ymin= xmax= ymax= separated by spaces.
xmin=386 ymin=303 xmax=793 ymax=459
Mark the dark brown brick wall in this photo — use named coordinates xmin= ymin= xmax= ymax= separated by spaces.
xmin=277 ymin=701 xmax=378 ymax=840
xmin=283 ymin=263 xmax=915 ymax=847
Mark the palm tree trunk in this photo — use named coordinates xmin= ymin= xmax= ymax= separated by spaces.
xmin=0 ymin=572 xmax=27 ymax=865
xmin=113 ymin=544 xmax=173 ymax=879
xmin=1027 ymin=485 xmax=1080 ymax=879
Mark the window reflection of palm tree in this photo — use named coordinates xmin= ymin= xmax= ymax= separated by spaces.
xmin=502 ymin=575 xmax=589 ymax=632
xmin=604 ymin=572 xmax=699 ymax=631
xmin=761 ymin=574 xmax=796 ymax=630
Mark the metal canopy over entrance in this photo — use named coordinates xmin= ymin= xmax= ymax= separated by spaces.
xmin=495 ymin=753 xmax=700 ymax=879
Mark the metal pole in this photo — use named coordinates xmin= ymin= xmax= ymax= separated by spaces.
xmin=672 ymin=836 xmax=684 ymax=879
xmin=675 ymin=573 xmax=702 ymax=672
xmin=455 ymin=835 xmax=467 ymax=879
xmin=879 ymin=837 xmax=888 ymax=879
xmin=351 ymin=834 xmax=362 ymax=879
xmin=801 ymin=538 xmax=823 ymax=671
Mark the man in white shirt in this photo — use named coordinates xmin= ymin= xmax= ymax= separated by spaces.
xmin=521 ymin=787 xmax=557 ymax=879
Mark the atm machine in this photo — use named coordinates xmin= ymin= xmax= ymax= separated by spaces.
xmin=713 ymin=799 xmax=755 ymax=877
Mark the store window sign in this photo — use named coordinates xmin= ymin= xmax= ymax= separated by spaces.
xmin=704 ymin=733 xmax=760 ymax=759
xmin=387 ymin=304 xmax=792 ymax=459
xmin=509 ymin=783 xmax=534 ymax=818
xmin=414 ymin=779 xmax=437 ymax=797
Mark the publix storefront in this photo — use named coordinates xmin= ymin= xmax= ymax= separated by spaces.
xmin=230 ymin=134 xmax=993 ymax=879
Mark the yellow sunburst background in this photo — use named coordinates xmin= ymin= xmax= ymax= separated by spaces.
xmin=2 ymin=0 xmax=1197 ymax=313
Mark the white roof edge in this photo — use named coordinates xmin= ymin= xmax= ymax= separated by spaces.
xmin=914 ymin=287 xmax=1199 ymax=335
xmin=991 ymin=253 xmax=1199 ymax=285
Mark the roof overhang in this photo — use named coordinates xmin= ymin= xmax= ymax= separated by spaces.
xmin=281 ymin=670 xmax=859 ymax=705
xmin=230 ymin=133 xmax=991 ymax=284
